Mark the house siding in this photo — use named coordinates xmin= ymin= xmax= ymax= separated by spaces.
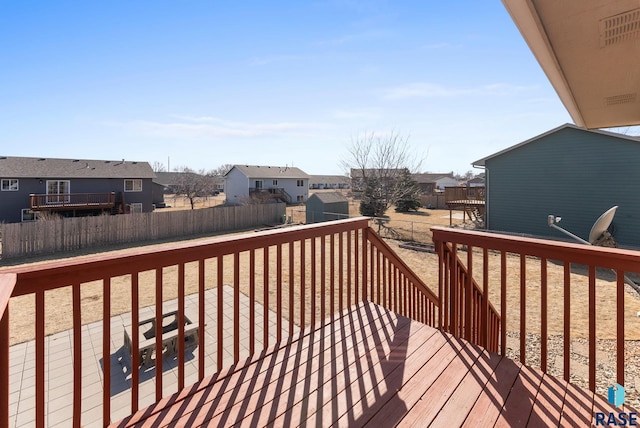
xmin=0 ymin=177 xmax=154 ymax=223
xmin=224 ymin=168 xmax=250 ymax=204
xmin=485 ymin=127 xmax=640 ymax=247
xmin=306 ymin=193 xmax=349 ymax=223
xmin=224 ymin=166 xmax=309 ymax=205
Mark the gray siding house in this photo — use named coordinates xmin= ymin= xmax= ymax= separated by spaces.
xmin=0 ymin=156 xmax=156 ymax=223
xmin=225 ymin=165 xmax=309 ymax=205
xmin=473 ymin=124 xmax=640 ymax=248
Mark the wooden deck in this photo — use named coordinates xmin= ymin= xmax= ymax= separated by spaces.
xmin=111 ymin=301 xmax=625 ymax=427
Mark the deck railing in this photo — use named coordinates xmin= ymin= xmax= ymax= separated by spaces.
xmin=0 ymin=218 xmax=439 ymax=427
xmin=438 ymin=240 xmax=501 ymax=352
xmin=30 ymin=192 xmax=116 ymax=211
xmin=432 ymin=225 xmax=640 ymax=396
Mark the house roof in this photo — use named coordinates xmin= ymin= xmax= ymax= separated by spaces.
xmin=349 ymin=168 xmax=407 ymax=179
xmin=309 ymin=175 xmax=350 ymax=185
xmin=228 ymin=165 xmax=309 ymax=179
xmin=412 ymin=173 xmax=455 ymax=183
xmin=0 ymin=156 xmax=156 ymax=179
xmin=472 ymin=123 xmax=640 ymax=167
xmin=502 ymin=0 xmax=640 ymax=129
xmin=308 ymin=192 xmax=349 ymax=204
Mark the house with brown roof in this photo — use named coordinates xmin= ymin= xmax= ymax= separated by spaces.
xmin=224 ymin=165 xmax=309 ymax=205
xmin=412 ymin=172 xmax=458 ymax=194
xmin=0 ymin=156 xmax=156 ymax=223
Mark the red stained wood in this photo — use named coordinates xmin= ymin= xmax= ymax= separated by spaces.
xmin=558 ymin=380 xmax=593 ymax=427
xmin=493 ymin=364 xmax=544 ymax=427
xmin=110 ymin=303 xmax=620 ymax=428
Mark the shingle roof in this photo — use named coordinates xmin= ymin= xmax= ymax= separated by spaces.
xmin=0 ymin=156 xmax=156 ymax=179
xmin=229 ymin=165 xmax=309 ymax=179
xmin=472 ymin=123 xmax=640 ymax=167
xmin=412 ymin=173 xmax=455 ymax=183
xmin=309 ymin=192 xmax=349 ymax=204
xmin=309 ymin=175 xmax=350 ymax=185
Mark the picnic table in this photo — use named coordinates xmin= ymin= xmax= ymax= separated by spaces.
xmin=123 ymin=310 xmax=199 ymax=367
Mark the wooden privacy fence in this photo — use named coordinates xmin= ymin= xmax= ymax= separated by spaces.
xmin=0 ymin=203 xmax=285 ymax=259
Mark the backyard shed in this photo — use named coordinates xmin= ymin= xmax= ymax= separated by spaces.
xmin=473 ymin=124 xmax=640 ymax=248
xmin=306 ymin=192 xmax=349 ymax=223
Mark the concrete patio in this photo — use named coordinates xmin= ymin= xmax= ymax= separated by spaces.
xmin=8 ymin=285 xmax=296 ymax=427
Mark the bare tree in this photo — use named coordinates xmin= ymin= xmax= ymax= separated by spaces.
xmin=208 ymin=164 xmax=233 ymax=177
xmin=152 ymin=161 xmax=167 ymax=172
xmin=342 ymin=131 xmax=423 ymax=217
xmin=173 ymin=166 xmax=216 ymax=209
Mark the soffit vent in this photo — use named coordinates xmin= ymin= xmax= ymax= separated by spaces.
xmin=599 ymin=8 xmax=640 ymax=48
xmin=605 ymin=93 xmax=637 ymax=106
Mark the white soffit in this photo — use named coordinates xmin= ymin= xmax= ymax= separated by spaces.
xmin=502 ymin=0 xmax=640 ymax=129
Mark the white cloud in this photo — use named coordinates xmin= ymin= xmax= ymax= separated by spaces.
xmin=112 ymin=116 xmax=327 ymax=139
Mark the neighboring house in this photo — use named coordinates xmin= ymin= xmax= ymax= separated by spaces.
xmin=412 ymin=172 xmax=458 ymax=193
xmin=473 ymin=124 xmax=640 ymax=247
xmin=306 ymin=192 xmax=350 ymax=223
xmin=0 ymin=156 xmax=156 ymax=223
xmin=466 ymin=176 xmax=485 ymax=187
xmin=224 ymin=165 xmax=309 ymax=205
xmin=309 ymin=175 xmax=350 ymax=190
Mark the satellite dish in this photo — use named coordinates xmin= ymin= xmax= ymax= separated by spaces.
xmin=588 ymin=206 xmax=618 ymax=245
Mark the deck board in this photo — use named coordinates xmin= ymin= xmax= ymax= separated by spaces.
xmin=112 ymin=301 xmax=624 ymax=428
xmin=427 ymin=346 xmax=503 ymax=426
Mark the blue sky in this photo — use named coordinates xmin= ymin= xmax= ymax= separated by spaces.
xmin=2 ymin=1 xmax=582 ymax=175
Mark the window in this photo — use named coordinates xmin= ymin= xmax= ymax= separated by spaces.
xmin=296 ymin=195 xmax=304 ymax=202
xmin=254 ymin=180 xmax=263 ymax=189
xmin=125 ymin=179 xmax=142 ymax=192
xmin=128 ymin=203 xmax=143 ymax=213
xmin=1 ymin=179 xmax=18 ymax=191
xmin=21 ymin=209 xmax=39 ymax=222
xmin=46 ymin=180 xmax=70 ymax=203
xmin=297 ymin=179 xmax=304 ymax=187
xmin=272 ymin=180 xmax=278 ymax=186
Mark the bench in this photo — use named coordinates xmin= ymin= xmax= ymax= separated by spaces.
xmin=123 ymin=310 xmax=199 ymax=368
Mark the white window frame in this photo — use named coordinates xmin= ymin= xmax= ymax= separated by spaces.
xmin=124 ymin=179 xmax=142 ymax=192
xmin=46 ymin=180 xmax=70 ymax=203
xmin=272 ymin=179 xmax=278 ymax=186
xmin=1 ymin=179 xmax=18 ymax=191
xmin=21 ymin=208 xmax=39 ymax=222
xmin=254 ymin=180 xmax=263 ymax=189
xmin=129 ymin=203 xmax=143 ymax=213
xmin=296 ymin=195 xmax=304 ymax=202
xmin=296 ymin=179 xmax=304 ymax=187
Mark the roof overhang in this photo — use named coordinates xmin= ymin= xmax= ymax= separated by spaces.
xmin=502 ymin=0 xmax=640 ymax=128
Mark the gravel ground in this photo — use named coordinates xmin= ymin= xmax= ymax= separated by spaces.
xmin=505 ymin=332 xmax=640 ymax=409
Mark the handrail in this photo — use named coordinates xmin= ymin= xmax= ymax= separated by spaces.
xmin=0 ymin=273 xmax=17 ymax=427
xmin=0 ymin=274 xmax=17 ymax=317
xmin=438 ymin=241 xmax=500 ymax=352
xmin=7 ymin=216 xmax=441 ymax=427
xmin=432 ymin=226 xmax=640 ymax=271
xmin=7 ymin=217 xmax=370 ymax=295
xmin=366 ymin=230 xmax=439 ymax=306
xmin=431 ymin=225 xmax=640 ymax=394
xmin=365 ymin=228 xmax=440 ymax=326
xmin=29 ymin=192 xmax=116 ymax=210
